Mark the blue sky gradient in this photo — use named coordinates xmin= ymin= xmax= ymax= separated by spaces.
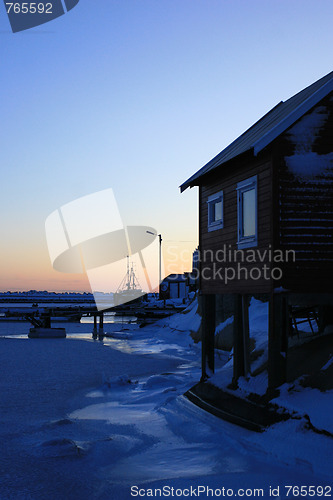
xmin=1 ymin=0 xmax=332 ymax=290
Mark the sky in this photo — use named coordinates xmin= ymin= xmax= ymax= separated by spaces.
xmin=0 ymin=0 xmax=333 ymax=292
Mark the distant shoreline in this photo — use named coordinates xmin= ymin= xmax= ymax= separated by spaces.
xmin=0 ymin=291 xmax=107 ymax=303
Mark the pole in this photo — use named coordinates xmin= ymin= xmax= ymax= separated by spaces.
xmin=159 ymin=234 xmax=162 ymax=299
xmin=98 ymin=313 xmax=104 ymax=340
xmin=146 ymin=230 xmax=162 ymax=299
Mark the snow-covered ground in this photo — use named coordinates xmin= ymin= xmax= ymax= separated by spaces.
xmin=0 ymin=299 xmax=332 ymax=499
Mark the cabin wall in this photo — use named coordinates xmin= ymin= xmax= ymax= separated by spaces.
xmin=199 ymin=153 xmax=274 ymax=294
xmin=275 ymin=93 xmax=333 ymax=292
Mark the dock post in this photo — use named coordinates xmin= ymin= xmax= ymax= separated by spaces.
xmin=92 ymin=315 xmax=98 ymax=339
xmin=98 ymin=313 xmax=104 ymax=339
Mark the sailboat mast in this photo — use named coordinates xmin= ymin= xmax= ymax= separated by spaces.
xmin=126 ymin=256 xmax=130 ymax=290
xmin=132 ymin=263 xmax=135 ymax=289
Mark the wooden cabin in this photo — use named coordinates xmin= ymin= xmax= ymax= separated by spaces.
xmin=160 ymin=274 xmax=189 ymax=300
xmin=181 ymin=71 xmax=333 ymax=393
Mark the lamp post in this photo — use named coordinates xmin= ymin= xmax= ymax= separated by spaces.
xmin=146 ymin=231 xmax=162 ymax=298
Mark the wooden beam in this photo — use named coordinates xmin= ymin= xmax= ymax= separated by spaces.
xmin=268 ymin=293 xmax=288 ymax=391
xmin=233 ymin=294 xmax=245 ymax=384
xmin=201 ymin=294 xmax=216 ymax=380
xmin=242 ymin=294 xmax=250 ymax=377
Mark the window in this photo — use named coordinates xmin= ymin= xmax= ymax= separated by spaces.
xmin=207 ymin=191 xmax=223 ymax=231
xmin=237 ymin=175 xmax=257 ymax=248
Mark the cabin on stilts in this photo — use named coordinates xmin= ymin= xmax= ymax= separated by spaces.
xmin=180 ymin=71 xmax=333 ymax=395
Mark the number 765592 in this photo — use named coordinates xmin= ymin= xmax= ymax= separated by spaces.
xmin=6 ymin=3 xmax=53 ymax=14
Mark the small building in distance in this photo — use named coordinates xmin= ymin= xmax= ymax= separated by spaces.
xmin=160 ymin=272 xmax=198 ymax=300
xmin=181 ymin=71 xmax=333 ymax=393
xmin=160 ymin=274 xmax=189 ymax=300
xmin=160 ymin=248 xmax=200 ymax=300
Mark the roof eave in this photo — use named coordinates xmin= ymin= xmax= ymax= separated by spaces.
xmin=179 ymin=148 xmax=254 ymax=192
xmin=180 ymin=181 xmax=193 ymax=193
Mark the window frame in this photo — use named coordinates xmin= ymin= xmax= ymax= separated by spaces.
xmin=236 ymin=175 xmax=258 ymax=249
xmin=207 ymin=190 xmax=224 ymax=232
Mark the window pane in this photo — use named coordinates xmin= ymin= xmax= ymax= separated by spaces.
xmin=242 ymin=189 xmax=255 ymax=236
xmin=214 ymin=200 xmax=222 ymax=222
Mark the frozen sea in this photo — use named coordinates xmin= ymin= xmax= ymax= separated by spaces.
xmin=0 ymin=302 xmax=332 ymax=499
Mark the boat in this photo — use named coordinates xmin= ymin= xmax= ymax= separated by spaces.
xmin=28 ymin=327 xmax=66 ymax=338
xmin=113 ymin=257 xmax=145 ymax=306
xmin=26 ymin=311 xmax=66 ymax=338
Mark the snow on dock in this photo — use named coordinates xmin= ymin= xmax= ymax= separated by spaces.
xmin=0 ymin=300 xmax=332 ymax=499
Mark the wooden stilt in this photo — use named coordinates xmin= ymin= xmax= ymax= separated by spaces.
xmin=233 ymin=294 xmax=244 ymax=385
xmin=201 ymin=294 xmax=215 ymax=380
xmin=242 ymin=294 xmax=250 ymax=377
xmin=268 ymin=293 xmax=288 ymax=391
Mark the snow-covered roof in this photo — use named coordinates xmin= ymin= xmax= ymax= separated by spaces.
xmin=180 ymin=70 xmax=333 ymax=192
